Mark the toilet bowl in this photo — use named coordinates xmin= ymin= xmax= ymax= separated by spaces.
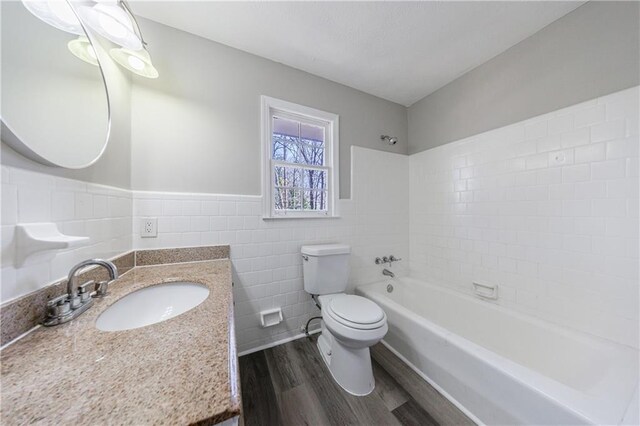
xmin=316 ymin=294 xmax=388 ymax=396
xmin=302 ymin=244 xmax=388 ymax=396
xmin=322 ymin=294 xmax=387 ymax=347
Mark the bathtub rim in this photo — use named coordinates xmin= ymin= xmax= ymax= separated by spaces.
xmin=378 ymin=338 xmax=484 ymax=425
xmin=358 ymin=277 xmax=639 ymax=425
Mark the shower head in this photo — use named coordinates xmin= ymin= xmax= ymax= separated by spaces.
xmin=381 ymin=135 xmax=398 ymax=145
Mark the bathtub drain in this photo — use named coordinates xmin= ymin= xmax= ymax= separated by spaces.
xmin=387 ymin=284 xmax=394 ymax=293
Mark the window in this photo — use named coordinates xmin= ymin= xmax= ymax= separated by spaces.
xmin=262 ymin=96 xmax=339 ymax=218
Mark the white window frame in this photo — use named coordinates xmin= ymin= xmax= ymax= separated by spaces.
xmin=261 ymin=96 xmax=339 ymax=219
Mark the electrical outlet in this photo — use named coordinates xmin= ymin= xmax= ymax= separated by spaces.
xmin=141 ymin=217 xmax=158 ymax=238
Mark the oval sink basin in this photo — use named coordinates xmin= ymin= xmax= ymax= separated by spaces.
xmin=96 ymin=282 xmax=209 ymax=332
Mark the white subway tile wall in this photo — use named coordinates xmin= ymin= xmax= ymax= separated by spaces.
xmin=2 ymin=88 xmax=637 ymax=355
xmin=1 ymin=167 xmax=132 ymax=304
xmin=131 ymin=147 xmax=409 ymax=353
xmin=409 ymin=86 xmax=639 ymax=348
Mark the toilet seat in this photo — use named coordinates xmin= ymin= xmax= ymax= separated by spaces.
xmin=325 ymin=295 xmax=387 ymax=330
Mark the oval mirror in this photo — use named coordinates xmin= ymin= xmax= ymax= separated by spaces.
xmin=1 ymin=1 xmax=110 ymax=169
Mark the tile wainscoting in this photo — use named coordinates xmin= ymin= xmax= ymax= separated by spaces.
xmin=1 ymin=167 xmax=132 ymax=304
xmin=131 ymin=147 xmax=410 ymax=353
xmin=1 ymin=147 xmax=409 ymax=353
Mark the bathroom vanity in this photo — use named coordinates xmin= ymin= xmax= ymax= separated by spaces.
xmin=0 ymin=248 xmax=241 ymax=425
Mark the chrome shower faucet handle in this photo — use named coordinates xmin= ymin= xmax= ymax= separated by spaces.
xmin=375 ymin=256 xmax=401 ymax=265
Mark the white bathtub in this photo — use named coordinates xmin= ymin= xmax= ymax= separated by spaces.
xmin=357 ymin=277 xmax=639 ymax=425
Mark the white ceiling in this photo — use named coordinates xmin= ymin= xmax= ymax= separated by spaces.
xmin=131 ymin=1 xmax=584 ymax=106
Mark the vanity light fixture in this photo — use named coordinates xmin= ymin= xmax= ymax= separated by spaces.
xmin=20 ymin=0 xmax=85 ymax=35
xmin=67 ymin=35 xmax=99 ymax=66
xmin=77 ymin=0 xmax=142 ymax=51
xmin=95 ymin=0 xmax=160 ymax=79
xmin=24 ymin=0 xmax=159 ymax=78
xmin=109 ymin=46 xmax=159 ymax=78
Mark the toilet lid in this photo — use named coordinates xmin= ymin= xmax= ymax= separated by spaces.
xmin=328 ymin=295 xmax=384 ymax=325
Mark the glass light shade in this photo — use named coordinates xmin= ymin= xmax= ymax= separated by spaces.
xmin=110 ymin=47 xmax=159 ymax=78
xmin=78 ymin=2 xmax=142 ymax=51
xmin=68 ymin=35 xmax=98 ymax=66
xmin=21 ymin=0 xmax=84 ymax=35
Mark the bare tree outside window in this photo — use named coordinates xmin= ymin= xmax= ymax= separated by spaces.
xmin=272 ymin=116 xmax=328 ymax=212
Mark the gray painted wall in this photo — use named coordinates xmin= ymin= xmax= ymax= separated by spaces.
xmin=0 ymin=27 xmax=133 ymax=189
xmin=130 ymin=18 xmax=407 ymax=198
xmin=408 ymin=1 xmax=640 ymax=154
xmin=0 ymin=2 xmax=131 ymax=188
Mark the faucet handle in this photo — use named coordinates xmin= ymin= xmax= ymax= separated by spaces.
xmin=47 ymin=294 xmax=69 ymax=308
xmin=382 ymin=256 xmax=390 ymax=263
xmin=93 ymin=280 xmax=110 ymax=298
xmin=375 ymin=257 xmax=383 ymax=265
xmin=78 ymin=281 xmax=94 ymax=303
xmin=46 ymin=294 xmax=70 ymax=318
xmin=47 ymin=294 xmax=68 ymax=307
xmin=389 ymin=255 xmax=402 ymax=263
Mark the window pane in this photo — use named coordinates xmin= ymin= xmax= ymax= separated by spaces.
xmin=275 ymin=166 xmax=326 ymax=190
xmin=274 ymin=165 xmax=327 ymax=212
xmin=296 ymin=140 xmax=324 ymax=166
xmin=272 ymin=116 xmax=299 ymax=163
xmin=274 ymin=188 xmax=302 ymax=211
xmin=273 ymin=116 xmax=300 ymax=138
xmin=300 ymin=123 xmax=324 ymax=166
xmin=301 ymin=168 xmax=327 ymax=190
xmin=274 ymin=166 xmax=301 ymax=188
xmin=303 ymin=190 xmax=328 ymax=211
xmin=272 ymin=134 xmax=299 ymax=163
xmin=273 ymin=117 xmax=325 ymax=166
xmin=300 ymin=122 xmax=324 ymax=143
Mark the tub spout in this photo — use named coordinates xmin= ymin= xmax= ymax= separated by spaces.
xmin=382 ymin=268 xmax=395 ymax=278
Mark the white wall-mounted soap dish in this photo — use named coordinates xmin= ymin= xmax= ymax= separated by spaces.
xmin=15 ymin=223 xmax=89 ymax=266
xmin=473 ymin=281 xmax=499 ymax=300
xmin=260 ymin=308 xmax=283 ymax=327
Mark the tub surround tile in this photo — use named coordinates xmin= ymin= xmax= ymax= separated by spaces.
xmin=136 ymin=245 xmax=230 ymax=266
xmin=0 ymin=246 xmax=228 ymax=347
xmin=409 ymin=86 xmax=639 ymax=348
xmin=1 ymin=259 xmax=240 ymax=425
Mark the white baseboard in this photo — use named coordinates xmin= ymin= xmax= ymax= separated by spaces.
xmin=379 ymin=340 xmax=483 ymax=426
xmin=238 ymin=328 xmax=321 ymax=357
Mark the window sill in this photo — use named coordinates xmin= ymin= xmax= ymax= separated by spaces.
xmin=262 ymin=215 xmax=341 ymax=221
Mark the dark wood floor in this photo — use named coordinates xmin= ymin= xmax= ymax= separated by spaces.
xmin=239 ymin=336 xmax=474 ymax=426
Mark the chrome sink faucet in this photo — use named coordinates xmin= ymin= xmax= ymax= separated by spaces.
xmin=382 ymin=269 xmax=395 ymax=278
xmin=44 ymin=259 xmax=119 ymax=327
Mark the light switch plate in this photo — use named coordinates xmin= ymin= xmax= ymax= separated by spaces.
xmin=141 ymin=217 xmax=158 ymax=238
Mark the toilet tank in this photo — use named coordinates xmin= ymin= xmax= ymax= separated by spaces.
xmin=301 ymin=244 xmax=351 ymax=295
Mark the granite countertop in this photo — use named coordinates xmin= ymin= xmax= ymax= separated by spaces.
xmin=1 ymin=259 xmax=240 ymax=425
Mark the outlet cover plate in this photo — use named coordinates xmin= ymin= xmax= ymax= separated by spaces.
xmin=141 ymin=217 xmax=158 ymax=238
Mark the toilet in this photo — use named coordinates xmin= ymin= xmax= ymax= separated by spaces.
xmin=301 ymin=244 xmax=388 ymax=396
